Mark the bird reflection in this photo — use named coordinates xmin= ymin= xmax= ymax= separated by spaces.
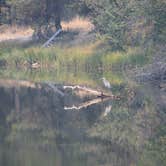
xmin=103 ymin=104 xmax=112 ymax=117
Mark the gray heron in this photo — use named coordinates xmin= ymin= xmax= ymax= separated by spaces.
xmin=101 ymin=77 xmax=111 ymax=89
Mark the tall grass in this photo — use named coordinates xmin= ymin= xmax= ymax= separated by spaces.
xmin=0 ymin=39 xmax=152 ymax=88
xmin=0 ymin=41 xmax=100 ymax=69
xmin=100 ymin=47 xmax=149 ymax=69
xmin=1 ymin=41 xmax=150 ymax=70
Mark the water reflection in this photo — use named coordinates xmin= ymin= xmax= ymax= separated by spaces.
xmin=102 ymin=104 xmax=112 ymax=117
xmin=0 ymin=79 xmax=165 ymax=166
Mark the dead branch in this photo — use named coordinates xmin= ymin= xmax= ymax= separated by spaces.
xmin=64 ymin=97 xmax=110 ymax=111
xmin=46 ymin=82 xmax=64 ymax=97
xmin=63 ymin=85 xmax=113 ymax=98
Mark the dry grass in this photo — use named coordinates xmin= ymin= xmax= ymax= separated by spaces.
xmin=0 ymin=16 xmax=94 ymax=42
xmin=62 ymin=16 xmax=94 ymax=32
xmin=0 ymin=25 xmax=33 ymax=42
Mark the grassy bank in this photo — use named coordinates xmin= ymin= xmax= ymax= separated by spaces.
xmin=0 ymin=40 xmax=151 ymax=69
xmin=0 ymin=39 xmax=153 ymax=88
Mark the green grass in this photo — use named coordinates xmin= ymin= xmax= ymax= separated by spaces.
xmin=0 ymin=40 xmax=153 ymax=88
xmin=101 ymin=47 xmax=149 ymax=68
xmin=0 ymin=40 xmax=151 ymax=70
xmin=0 ymin=41 xmax=99 ymax=69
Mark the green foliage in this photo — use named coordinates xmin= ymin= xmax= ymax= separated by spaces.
xmin=84 ymin=0 xmax=128 ymax=49
xmin=2 ymin=0 xmax=165 ymax=46
xmin=150 ymin=0 xmax=166 ymax=42
xmin=82 ymin=0 xmax=165 ymax=49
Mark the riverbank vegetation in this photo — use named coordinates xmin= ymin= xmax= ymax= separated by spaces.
xmin=0 ymin=39 xmax=152 ymax=87
xmin=0 ymin=1 xmax=166 ymax=166
xmin=0 ymin=1 xmax=165 ymax=80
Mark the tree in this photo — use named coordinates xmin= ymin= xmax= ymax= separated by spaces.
xmin=7 ymin=0 xmax=71 ymax=39
xmin=83 ymin=0 xmax=132 ymax=49
xmin=0 ymin=0 xmax=11 ymax=24
xmin=7 ymin=0 xmax=87 ymax=39
xmin=150 ymin=0 xmax=166 ymax=43
xmin=82 ymin=0 xmax=165 ymax=49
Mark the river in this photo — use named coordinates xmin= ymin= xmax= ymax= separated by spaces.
xmin=0 ymin=67 xmax=165 ymax=166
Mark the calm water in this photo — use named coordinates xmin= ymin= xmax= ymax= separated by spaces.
xmin=0 ymin=69 xmax=165 ymax=166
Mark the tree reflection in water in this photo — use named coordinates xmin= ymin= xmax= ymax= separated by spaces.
xmin=0 ymin=81 xmax=165 ymax=166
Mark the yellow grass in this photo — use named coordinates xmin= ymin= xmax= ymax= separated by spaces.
xmin=62 ymin=40 xmax=101 ymax=57
xmin=0 ymin=25 xmax=33 ymax=42
xmin=62 ymin=16 xmax=94 ymax=32
xmin=0 ymin=16 xmax=94 ymax=42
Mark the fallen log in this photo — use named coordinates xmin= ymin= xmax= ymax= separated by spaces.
xmin=42 ymin=29 xmax=62 ymax=47
xmin=46 ymin=82 xmax=64 ymax=97
xmin=64 ymin=97 xmax=110 ymax=111
xmin=63 ymin=85 xmax=114 ymax=98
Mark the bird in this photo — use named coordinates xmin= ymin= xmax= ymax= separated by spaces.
xmin=101 ymin=77 xmax=112 ymax=89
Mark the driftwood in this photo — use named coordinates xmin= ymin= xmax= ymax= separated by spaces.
xmin=64 ymin=85 xmax=117 ymax=111
xmin=63 ymin=85 xmax=114 ymax=98
xmin=46 ymin=82 xmax=64 ymax=97
xmin=64 ymin=97 xmax=110 ymax=111
xmin=0 ymin=79 xmax=119 ymax=102
xmin=42 ymin=28 xmax=62 ymax=47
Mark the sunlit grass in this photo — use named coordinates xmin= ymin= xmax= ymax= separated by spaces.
xmin=101 ymin=47 xmax=149 ymax=69
xmin=62 ymin=16 xmax=94 ymax=32
xmin=101 ymin=71 xmax=124 ymax=85
xmin=0 ymin=39 xmax=149 ymax=70
xmin=0 ymin=16 xmax=93 ymax=42
xmin=0 ymin=39 xmax=152 ymax=89
xmin=0 ymin=25 xmax=33 ymax=42
xmin=0 ymin=41 xmax=101 ymax=69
